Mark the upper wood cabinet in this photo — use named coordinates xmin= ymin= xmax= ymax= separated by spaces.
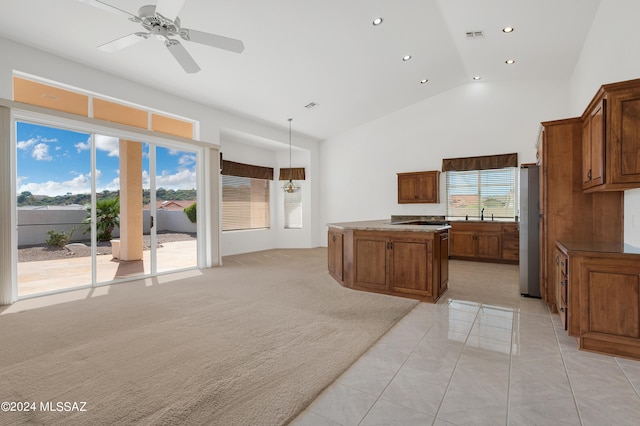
xmin=582 ymin=78 xmax=640 ymax=192
xmin=582 ymin=98 xmax=605 ymax=189
xmin=397 ymin=171 xmax=440 ymax=203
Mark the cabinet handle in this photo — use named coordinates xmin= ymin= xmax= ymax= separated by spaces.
xmin=559 ymin=307 xmax=565 ymax=313
xmin=555 ymin=255 xmax=559 ymax=265
xmin=332 ymin=235 xmax=336 ymax=242
xmin=587 ymin=169 xmax=592 ymax=180
xmin=560 ymin=280 xmax=565 ymax=287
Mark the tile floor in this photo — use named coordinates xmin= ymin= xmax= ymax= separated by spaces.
xmin=291 ymin=260 xmax=640 ymax=426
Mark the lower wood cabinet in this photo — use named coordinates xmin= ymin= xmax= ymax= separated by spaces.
xmin=554 ymin=246 xmax=569 ymax=330
xmin=449 ymin=222 xmax=517 ymax=264
xmin=501 ymin=224 xmax=519 ymax=261
xmin=577 ymin=255 xmax=640 ymax=359
xmin=329 ymin=226 xmax=449 ymax=303
xmin=327 ymin=228 xmax=344 ymax=283
xmin=555 ymin=241 xmax=640 ymax=360
xmin=353 ymin=231 xmax=436 ymax=298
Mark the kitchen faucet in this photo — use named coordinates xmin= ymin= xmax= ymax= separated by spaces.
xmin=481 ymin=208 xmax=485 ymax=220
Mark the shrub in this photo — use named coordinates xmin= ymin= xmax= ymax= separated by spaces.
xmin=46 ymin=226 xmax=76 ymax=248
xmin=184 ymin=202 xmax=197 ymax=223
xmin=83 ymin=197 xmax=120 ymax=242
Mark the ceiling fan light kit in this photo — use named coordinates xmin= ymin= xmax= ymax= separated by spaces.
xmin=87 ymin=0 xmax=244 ymax=73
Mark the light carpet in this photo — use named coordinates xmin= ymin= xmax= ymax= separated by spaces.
xmin=0 ymin=248 xmax=417 ymax=425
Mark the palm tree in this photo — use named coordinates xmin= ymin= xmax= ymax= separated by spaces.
xmin=83 ymin=197 xmax=120 ymax=242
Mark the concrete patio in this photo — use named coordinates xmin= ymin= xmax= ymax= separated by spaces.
xmin=17 ymin=240 xmax=197 ymax=297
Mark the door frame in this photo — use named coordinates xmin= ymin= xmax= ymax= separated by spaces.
xmin=7 ymin=105 xmax=215 ymax=302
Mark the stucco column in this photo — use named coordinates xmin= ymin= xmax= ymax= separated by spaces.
xmin=118 ymin=140 xmax=143 ymax=261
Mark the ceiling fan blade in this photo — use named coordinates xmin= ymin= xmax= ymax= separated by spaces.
xmin=165 ymin=39 xmax=201 ymax=73
xmin=98 ymin=33 xmax=147 ymax=52
xmin=77 ymin=0 xmax=140 ymax=21
xmin=180 ymin=28 xmax=245 ymax=53
xmin=155 ymin=0 xmax=186 ymax=22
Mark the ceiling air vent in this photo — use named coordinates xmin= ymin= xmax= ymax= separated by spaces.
xmin=304 ymin=102 xmax=318 ymax=109
xmin=465 ymin=30 xmax=485 ymax=40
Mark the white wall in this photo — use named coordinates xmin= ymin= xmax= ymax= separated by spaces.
xmin=569 ymin=0 xmax=640 ymax=247
xmin=319 ymin=79 xmax=571 ymax=245
xmin=1 ymin=36 xmax=322 ymax=255
xmin=219 ymin=140 xmax=277 ymax=255
xmin=218 ymin=138 xmax=314 ymax=255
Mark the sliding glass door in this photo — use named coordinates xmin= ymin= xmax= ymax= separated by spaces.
xmin=152 ymin=146 xmax=198 ymax=273
xmin=16 ymin=122 xmax=93 ymax=295
xmin=15 ymin=120 xmax=199 ymax=297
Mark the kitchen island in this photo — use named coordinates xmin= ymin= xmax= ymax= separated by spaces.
xmin=327 ymin=219 xmax=450 ymax=303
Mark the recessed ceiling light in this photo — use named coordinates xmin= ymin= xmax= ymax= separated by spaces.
xmin=505 ymin=59 xmax=515 ymax=64
xmin=502 ymin=26 xmax=514 ymax=33
xmin=402 ymin=55 xmax=412 ymax=61
xmin=473 ymin=76 xmax=481 ymax=80
xmin=372 ymin=17 xmax=383 ymax=26
xmin=420 ymin=79 xmax=428 ymax=84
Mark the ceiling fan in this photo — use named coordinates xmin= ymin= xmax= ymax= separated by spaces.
xmin=80 ymin=0 xmax=244 ymax=73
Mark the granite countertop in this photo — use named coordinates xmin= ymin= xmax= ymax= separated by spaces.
xmin=448 ymin=219 xmax=519 ymax=224
xmin=557 ymin=241 xmax=640 ymax=256
xmin=327 ymin=219 xmax=451 ymax=233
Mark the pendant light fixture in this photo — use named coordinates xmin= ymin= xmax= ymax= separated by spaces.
xmin=282 ymin=118 xmax=300 ymax=193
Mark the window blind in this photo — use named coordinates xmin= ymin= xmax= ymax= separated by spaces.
xmin=222 ymin=175 xmax=270 ymax=231
xmin=284 ymin=190 xmax=302 ymax=229
xmin=446 ymin=168 xmax=518 ymax=219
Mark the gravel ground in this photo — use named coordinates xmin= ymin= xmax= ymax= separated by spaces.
xmin=18 ymin=232 xmax=196 ymax=263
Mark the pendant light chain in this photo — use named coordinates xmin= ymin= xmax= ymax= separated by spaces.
xmin=283 ymin=117 xmax=300 ymax=193
xmin=288 ymin=118 xmax=292 ymax=172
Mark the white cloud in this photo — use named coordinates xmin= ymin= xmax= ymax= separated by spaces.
xmin=99 ymin=177 xmax=121 ymax=192
xmin=32 ymin=143 xmax=52 ymax=161
xmin=18 ymin=173 xmax=91 ymax=196
xmin=75 ymin=141 xmax=90 ymax=152
xmin=95 ymin=134 xmax=119 ymax=157
xmin=157 ymin=168 xmax=196 ymax=190
xmin=17 ymin=139 xmax=36 ymax=150
xmin=178 ymin=154 xmax=196 ymax=167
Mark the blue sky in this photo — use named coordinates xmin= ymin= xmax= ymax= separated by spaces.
xmin=16 ymin=122 xmax=197 ymax=197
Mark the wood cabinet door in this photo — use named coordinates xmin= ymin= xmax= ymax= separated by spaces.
xmin=397 ymin=174 xmax=417 ymax=203
xmin=582 ymin=117 xmax=593 ymax=187
xmin=582 ymin=99 xmax=605 ymax=190
xmin=450 ymin=231 xmax=475 ymax=257
xmin=415 ymin=173 xmax=439 ymax=203
xmin=578 ymin=257 xmax=640 ymax=358
xmin=501 ymin=224 xmax=519 ymax=261
xmin=475 ymin=233 xmax=502 ymax=258
xmin=390 ymin=239 xmax=431 ymax=296
xmin=327 ymin=229 xmax=344 ymax=282
xmin=353 ymin=235 xmax=389 ymax=291
xmin=438 ymin=232 xmax=449 ymax=296
xmin=611 ymin=90 xmax=640 ymax=183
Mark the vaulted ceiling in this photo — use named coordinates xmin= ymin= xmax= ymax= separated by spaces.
xmin=0 ymin=0 xmax=601 ymax=140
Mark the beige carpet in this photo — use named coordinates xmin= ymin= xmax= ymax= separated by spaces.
xmin=0 ymin=248 xmax=417 ymax=425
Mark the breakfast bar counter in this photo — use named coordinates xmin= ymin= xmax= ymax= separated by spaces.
xmin=327 ymin=219 xmax=450 ymax=303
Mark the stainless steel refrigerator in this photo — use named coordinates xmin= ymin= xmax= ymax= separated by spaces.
xmin=519 ymin=165 xmax=541 ymax=298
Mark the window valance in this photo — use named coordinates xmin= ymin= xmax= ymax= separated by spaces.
xmin=278 ymin=167 xmax=306 ymax=181
xmin=221 ymin=159 xmax=274 ymax=180
xmin=442 ymin=153 xmax=518 ymax=172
